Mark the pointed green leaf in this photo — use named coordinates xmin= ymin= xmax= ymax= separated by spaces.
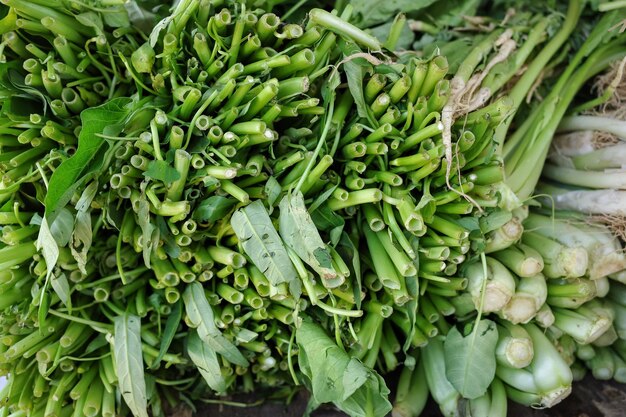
xmin=187 ymin=331 xmax=226 ymax=393
xmin=264 ymin=176 xmax=282 ymax=210
xmin=71 ymin=182 xmax=97 ymax=275
xmin=143 ymin=160 xmax=180 ymax=183
xmin=444 ymin=319 xmax=498 ymax=399
xmin=113 ymin=313 xmax=148 ymax=417
xmin=344 ymin=51 xmax=376 ymax=127
xmin=193 ymin=196 xmax=236 ymax=222
xmin=279 ymin=192 xmax=338 ymax=285
xmin=50 ymin=273 xmax=71 ymax=310
xmin=36 ymin=216 xmax=59 ymax=283
xmin=136 ymin=194 xmax=158 ymax=268
xmin=349 ymin=0 xmax=437 ymax=27
xmin=183 ymin=283 xmax=248 ymax=367
xmin=231 ymin=200 xmax=300 ymax=298
xmin=297 ymin=321 xmax=392 ymax=417
xmin=45 ymin=97 xmax=133 ymax=221
xmin=151 ymin=300 xmax=182 ymax=369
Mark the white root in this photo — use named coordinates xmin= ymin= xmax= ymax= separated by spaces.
xmin=441 ymin=31 xmax=517 ymax=208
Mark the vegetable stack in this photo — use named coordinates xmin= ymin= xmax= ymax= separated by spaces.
xmin=0 ymin=1 xmax=625 ymax=417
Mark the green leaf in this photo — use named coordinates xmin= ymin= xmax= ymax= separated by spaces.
xmin=187 ymin=331 xmax=227 ymax=393
xmin=143 ymin=160 xmax=180 ymax=183
xmin=131 ymin=43 xmax=156 ymax=74
xmin=308 ymin=183 xmax=338 ymax=214
xmin=230 ymin=200 xmax=300 ymax=298
xmin=479 ymin=209 xmax=513 ymax=234
xmin=182 ymin=282 xmax=248 ymax=367
xmin=2 ymin=66 xmax=48 ymax=114
xmin=279 ymin=192 xmax=338 ymax=284
xmin=45 ymin=97 xmax=133 ymax=221
xmin=203 ymin=332 xmax=249 ymax=368
xmin=425 ymin=0 xmax=482 ymax=27
xmin=322 ymin=65 xmax=341 ymax=104
xmin=36 ymin=217 xmax=58 ymax=284
xmin=342 ymin=44 xmax=377 ymax=127
xmin=311 ymin=203 xmax=345 ymax=233
xmin=297 ymin=321 xmax=392 ymax=417
xmin=148 ymin=15 xmax=174 ymax=47
xmin=136 ymin=193 xmax=158 ymax=268
xmin=75 ymin=12 xmax=104 ymax=33
xmin=50 ymin=273 xmax=71 ymax=310
xmin=113 ymin=313 xmax=149 ymax=417
xmin=344 ymin=59 xmax=372 ymax=124
xmin=71 ymin=182 xmax=97 ymax=275
xmin=102 ymin=7 xmax=131 ymax=28
xmin=233 ymin=328 xmax=258 ymax=343
xmin=337 ymin=232 xmax=362 ymax=309
xmin=444 ymin=319 xmax=498 ymax=399
xmin=125 ymin=1 xmax=158 ymax=32
xmin=2 ymin=95 xmax=42 ymax=119
xmin=155 ymin=216 xmax=180 ymax=259
xmin=193 ymin=196 xmax=236 ymax=222
xmin=86 ymin=334 xmax=109 ymax=355
xmin=369 ymin=20 xmax=415 ymax=50
xmin=35 ymin=207 xmax=74 ymax=308
xmin=350 ymin=0 xmax=437 ymax=27
xmin=416 ymin=193 xmax=436 ymax=223
xmin=151 ymin=300 xmax=182 ymax=369
xmin=49 ymin=207 xmax=74 ymax=247
xmin=264 ymin=176 xmax=282 ymax=211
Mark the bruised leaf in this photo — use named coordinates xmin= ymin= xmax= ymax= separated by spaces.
xmin=231 ymin=201 xmax=300 ymax=298
xmin=279 ymin=192 xmax=339 ymax=286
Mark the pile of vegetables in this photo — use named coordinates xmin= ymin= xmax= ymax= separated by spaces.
xmin=0 ymin=1 xmax=625 ymax=417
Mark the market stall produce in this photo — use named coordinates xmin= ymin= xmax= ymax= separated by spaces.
xmin=0 ymin=1 xmax=625 ymax=416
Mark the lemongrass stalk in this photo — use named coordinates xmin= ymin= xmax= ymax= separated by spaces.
xmin=558 ymin=115 xmax=626 ymax=139
xmin=501 ymin=273 xmax=547 ymax=324
xmin=550 ymin=131 xmax=596 ymax=158
xmin=522 ymin=231 xmax=587 ymax=278
xmin=484 ymin=218 xmax=523 ymax=253
xmin=491 ymin=244 xmax=544 ymax=277
xmin=375 ymin=229 xmax=417 ymax=277
xmin=609 ymin=266 xmax=626 ymax=284
xmin=607 ymin=299 xmax=626 ymax=339
xmin=542 ymin=163 xmax=626 ymax=189
xmin=586 ymin=346 xmax=615 ymax=380
xmin=593 ymin=324 xmax=618 ymax=347
xmin=465 ymin=257 xmax=516 ymax=313
xmin=537 ymin=182 xmax=626 ymax=216
xmin=392 ymin=357 xmax=428 ymax=417
xmin=552 ymin=304 xmax=613 ymax=345
xmin=422 ymin=337 xmax=461 ymax=417
xmin=526 ymin=212 xmax=626 ymax=279
xmin=496 ymin=322 xmax=534 ymax=369
xmin=547 ymin=278 xmax=597 ymax=309
xmin=565 ymin=143 xmax=626 ymax=170
xmin=419 ymin=55 xmax=449 ymax=97
xmin=327 ymin=189 xmax=382 ymax=210
xmin=611 ymin=349 xmax=626 ymax=383
xmin=308 ymin=9 xmax=382 ymax=50
xmin=498 ymin=323 xmax=573 ymax=408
